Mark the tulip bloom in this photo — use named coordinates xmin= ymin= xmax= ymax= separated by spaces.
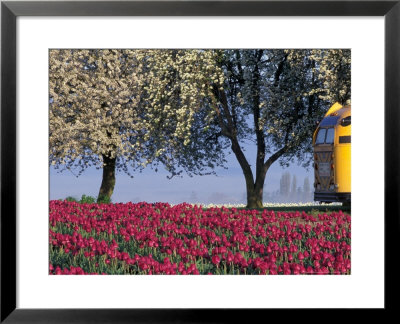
xmin=49 ymin=201 xmax=350 ymax=275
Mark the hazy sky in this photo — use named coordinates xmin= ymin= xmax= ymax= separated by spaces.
xmin=50 ymin=142 xmax=313 ymax=204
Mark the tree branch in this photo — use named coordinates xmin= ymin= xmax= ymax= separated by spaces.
xmin=264 ymin=144 xmax=289 ymax=173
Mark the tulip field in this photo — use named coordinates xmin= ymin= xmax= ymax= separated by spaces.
xmin=49 ymin=200 xmax=351 ymax=275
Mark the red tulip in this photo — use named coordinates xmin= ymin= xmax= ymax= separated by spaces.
xmin=212 ymin=255 xmax=221 ymax=266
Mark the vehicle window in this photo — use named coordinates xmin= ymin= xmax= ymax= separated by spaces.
xmin=325 ymin=128 xmax=335 ymax=144
xmin=315 ymin=128 xmax=326 ymax=144
xmin=339 ymin=135 xmax=351 ymax=143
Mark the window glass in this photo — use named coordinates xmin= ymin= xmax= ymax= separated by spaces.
xmin=325 ymin=128 xmax=335 ymax=144
xmin=315 ymin=128 xmax=326 ymax=144
xmin=339 ymin=136 xmax=351 ymax=143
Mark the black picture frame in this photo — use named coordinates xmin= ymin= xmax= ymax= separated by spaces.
xmin=1 ymin=0 xmax=398 ymax=322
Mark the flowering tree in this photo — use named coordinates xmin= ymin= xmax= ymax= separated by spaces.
xmin=134 ymin=50 xmax=227 ymax=178
xmin=142 ymin=49 xmax=350 ymax=208
xmin=49 ymin=49 xmax=226 ymax=202
xmin=206 ymin=49 xmax=351 ymax=208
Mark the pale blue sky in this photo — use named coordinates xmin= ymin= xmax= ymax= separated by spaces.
xmin=50 ymin=143 xmax=313 ymax=204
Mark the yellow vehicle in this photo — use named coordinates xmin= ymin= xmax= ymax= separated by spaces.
xmin=313 ymin=102 xmax=351 ymax=203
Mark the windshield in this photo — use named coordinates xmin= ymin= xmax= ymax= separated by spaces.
xmin=325 ymin=128 xmax=335 ymax=144
xmin=315 ymin=127 xmax=335 ymax=145
xmin=315 ymin=129 xmax=326 ymax=144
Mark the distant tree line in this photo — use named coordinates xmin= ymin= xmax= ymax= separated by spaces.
xmin=263 ymin=172 xmax=313 ymax=203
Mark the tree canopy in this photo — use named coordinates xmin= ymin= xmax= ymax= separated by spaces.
xmin=145 ymin=49 xmax=350 ymax=207
xmin=50 ymin=50 xmax=145 ymax=174
xmin=49 ymin=49 xmax=226 ymax=201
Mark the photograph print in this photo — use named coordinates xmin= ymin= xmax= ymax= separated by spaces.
xmin=49 ymin=49 xmax=351 ymax=275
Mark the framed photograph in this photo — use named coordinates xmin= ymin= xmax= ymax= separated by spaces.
xmin=1 ymin=0 xmax=398 ymax=321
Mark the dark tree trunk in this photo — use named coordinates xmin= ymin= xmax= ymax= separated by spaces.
xmin=248 ymin=51 xmax=266 ymax=209
xmin=210 ymin=53 xmax=285 ymax=210
xmin=230 ymin=138 xmax=267 ymax=209
xmin=246 ymin=187 xmax=264 ymax=209
xmin=246 ymin=170 xmax=267 ymax=209
xmin=97 ymin=154 xmax=116 ymax=203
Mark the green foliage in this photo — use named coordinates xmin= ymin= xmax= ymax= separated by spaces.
xmin=65 ymin=196 xmax=78 ymax=202
xmin=96 ymin=195 xmax=112 ymax=204
xmin=79 ymin=194 xmax=96 ymax=204
xmin=63 ymin=194 xmax=112 ymax=204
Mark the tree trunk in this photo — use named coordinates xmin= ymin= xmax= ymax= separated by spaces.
xmin=97 ymin=154 xmax=116 ymax=203
xmin=246 ymin=171 xmax=267 ymax=209
xmin=247 ymin=187 xmax=264 ymax=209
